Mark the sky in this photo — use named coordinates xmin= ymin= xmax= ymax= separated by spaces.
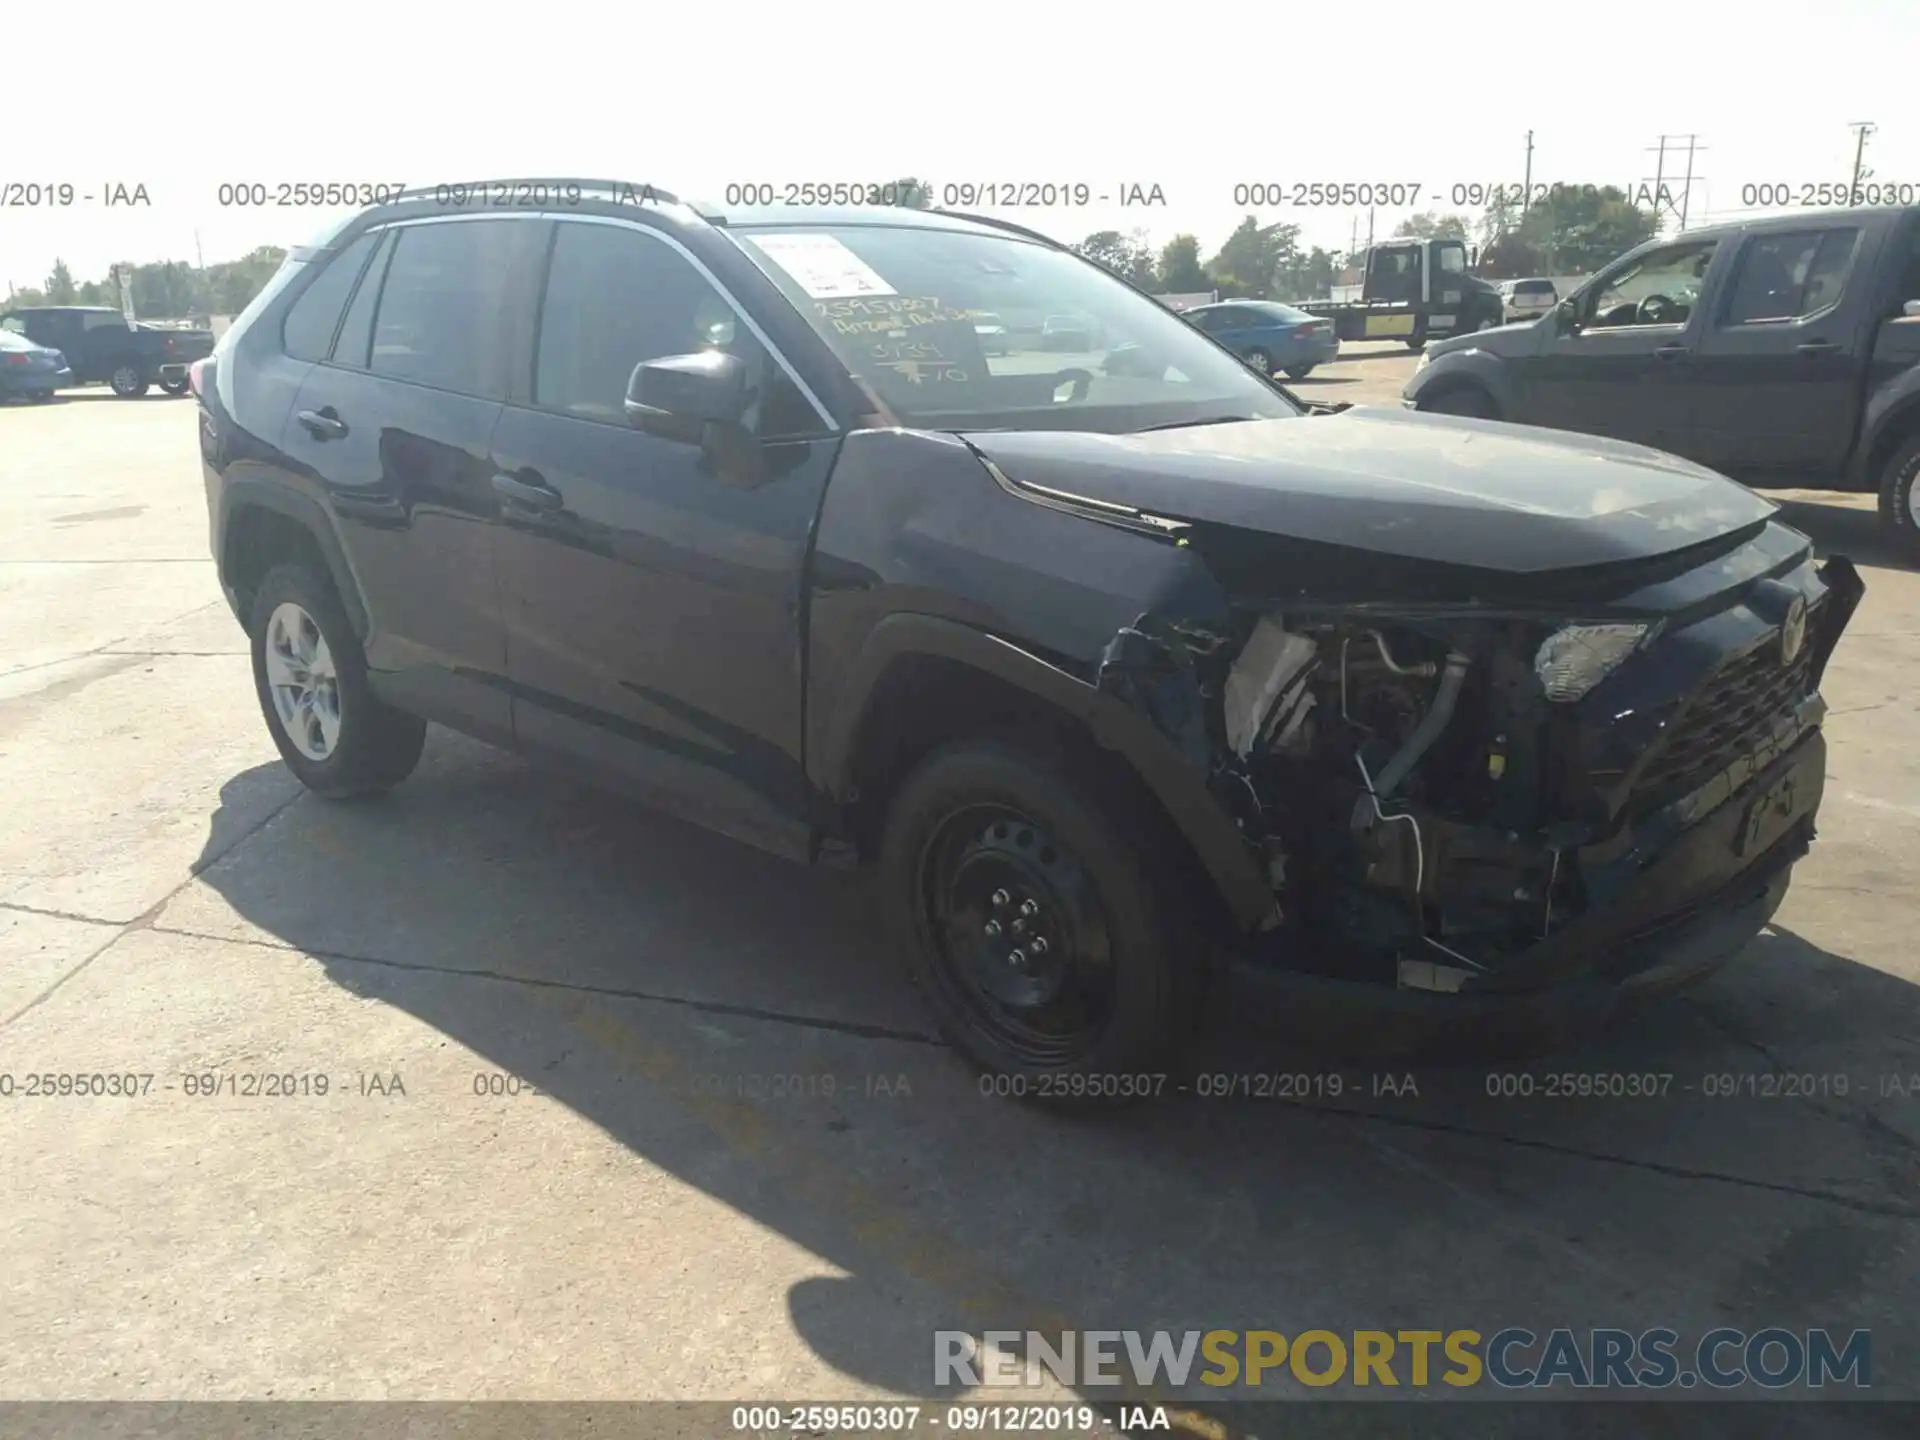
xmin=3 ymin=0 xmax=1916 ymax=296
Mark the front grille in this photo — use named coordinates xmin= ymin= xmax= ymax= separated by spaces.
xmin=1631 ymin=613 xmax=1821 ymax=809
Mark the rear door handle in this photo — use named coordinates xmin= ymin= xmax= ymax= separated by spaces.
xmin=1796 ymin=340 xmax=1838 ymax=356
xmin=491 ymin=472 xmax=564 ymax=512
xmin=1653 ymin=344 xmax=1688 ymax=360
xmin=296 ymin=408 xmax=349 ymax=440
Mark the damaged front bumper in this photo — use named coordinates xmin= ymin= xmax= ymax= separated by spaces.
xmin=1104 ymin=544 xmax=1863 ymax=1042
xmin=1225 ymin=724 xmax=1819 ymax=1043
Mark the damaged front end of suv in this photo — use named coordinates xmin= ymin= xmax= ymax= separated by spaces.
xmin=966 ymin=413 xmax=1865 ymax=1030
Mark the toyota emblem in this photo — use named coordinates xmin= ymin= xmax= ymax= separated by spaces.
xmin=1781 ymin=595 xmax=1807 ymax=666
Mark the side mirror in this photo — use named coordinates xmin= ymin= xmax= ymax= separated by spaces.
xmin=1554 ymin=299 xmax=1581 ymax=331
xmin=625 ymin=351 xmax=769 ymax=487
xmin=626 ymin=350 xmax=750 ymax=439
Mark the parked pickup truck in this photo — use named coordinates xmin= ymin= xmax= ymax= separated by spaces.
xmin=1404 ymin=206 xmax=1920 ymax=558
xmin=1301 ymin=237 xmax=1506 ymax=351
xmin=0 ymin=305 xmax=215 ymax=397
xmin=198 ymin=183 xmax=1860 ymax=1095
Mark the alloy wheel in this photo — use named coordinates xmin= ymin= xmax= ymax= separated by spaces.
xmin=264 ymin=601 xmax=342 ymax=761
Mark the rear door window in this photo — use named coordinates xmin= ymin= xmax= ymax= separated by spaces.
xmin=368 ymin=220 xmax=523 ymax=400
xmin=1721 ymin=229 xmax=1860 ymax=325
xmin=281 ymin=232 xmax=379 ymax=362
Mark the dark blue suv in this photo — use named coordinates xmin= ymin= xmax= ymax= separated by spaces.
xmin=195 ymin=178 xmax=1861 ymax=1098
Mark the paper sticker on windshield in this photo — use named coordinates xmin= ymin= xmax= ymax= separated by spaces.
xmin=751 ymin=233 xmax=896 ymax=299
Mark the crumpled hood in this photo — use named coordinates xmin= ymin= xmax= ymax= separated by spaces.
xmin=963 ymin=406 xmax=1778 ymax=574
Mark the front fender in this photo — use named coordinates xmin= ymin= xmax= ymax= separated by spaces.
xmin=814 ymin=613 xmax=1279 ymax=933
xmin=1402 ymin=347 xmax=1519 ymax=417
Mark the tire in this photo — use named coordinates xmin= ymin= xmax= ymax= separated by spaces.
xmin=1877 ymin=434 xmax=1920 ymax=564
xmin=31 ymin=390 xmax=60 ymax=404
xmin=159 ymin=378 xmax=190 ymax=396
xmin=1284 ymin=364 xmax=1315 ymax=380
xmin=1420 ymin=385 xmax=1499 ymax=419
xmin=248 ymin=561 xmax=426 ymax=799
xmin=109 ymin=366 xmax=149 ymax=398
xmin=1244 ymin=348 xmax=1273 ymax=376
xmin=880 ymin=739 xmax=1206 ymax=1101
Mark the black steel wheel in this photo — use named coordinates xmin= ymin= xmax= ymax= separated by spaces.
xmin=917 ymin=803 xmax=1118 ymax=1067
xmin=880 ymin=739 xmax=1206 ymax=1096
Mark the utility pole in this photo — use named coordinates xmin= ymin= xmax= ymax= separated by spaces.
xmin=1521 ymin=130 xmax=1535 ymax=220
xmin=1644 ymin=135 xmax=1705 ymax=230
xmin=1849 ymin=122 xmax=1876 ymax=203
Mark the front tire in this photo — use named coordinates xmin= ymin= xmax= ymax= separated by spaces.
xmin=1420 ymin=384 xmax=1499 ymax=419
xmin=1244 ymin=348 xmax=1273 ymax=376
xmin=109 ymin=366 xmax=150 ymax=397
xmin=248 ymin=562 xmax=426 ymax=799
xmin=1284 ymin=364 xmax=1315 ymax=380
xmin=880 ymin=740 xmax=1205 ymax=1099
xmin=1878 ymin=434 xmax=1920 ymax=564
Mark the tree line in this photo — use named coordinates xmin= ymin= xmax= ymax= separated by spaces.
xmin=5 ymin=248 xmax=290 ymax=320
xmin=1070 ymin=185 xmax=1661 ymax=301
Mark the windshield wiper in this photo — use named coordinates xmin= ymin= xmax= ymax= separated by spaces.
xmin=1133 ymin=415 xmax=1257 ymax=433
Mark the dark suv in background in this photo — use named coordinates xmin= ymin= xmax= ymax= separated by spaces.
xmin=197 ymin=180 xmax=1861 ymax=1094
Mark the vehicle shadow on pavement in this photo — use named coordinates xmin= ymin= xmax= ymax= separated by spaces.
xmin=182 ymin=748 xmax=1920 ymax=1424
xmin=1772 ymin=498 xmax=1917 ymax=574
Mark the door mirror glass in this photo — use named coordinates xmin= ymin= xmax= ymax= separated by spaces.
xmin=1904 ymin=299 xmax=1920 ymax=318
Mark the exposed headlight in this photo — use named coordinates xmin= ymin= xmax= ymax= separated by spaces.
xmin=1533 ymin=623 xmax=1651 ymax=702
xmin=1416 ymin=351 xmax=1431 ymax=372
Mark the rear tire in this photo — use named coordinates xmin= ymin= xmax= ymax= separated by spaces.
xmin=159 ymin=378 xmax=190 ymax=396
xmin=1877 ymin=434 xmax=1920 ymax=564
xmin=880 ymin=739 xmax=1206 ymax=1102
xmin=1420 ymin=385 xmax=1499 ymax=419
xmin=109 ymin=366 xmax=149 ymax=398
xmin=248 ymin=562 xmax=426 ymax=799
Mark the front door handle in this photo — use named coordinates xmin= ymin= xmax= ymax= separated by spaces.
xmin=1653 ymin=344 xmax=1688 ymax=360
xmin=491 ymin=472 xmax=564 ymax=512
xmin=1796 ymin=340 xmax=1838 ymax=356
xmin=296 ymin=408 xmax=349 ymax=440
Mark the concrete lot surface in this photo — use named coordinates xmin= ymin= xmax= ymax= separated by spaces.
xmin=2 ymin=360 xmax=1918 ymax=1432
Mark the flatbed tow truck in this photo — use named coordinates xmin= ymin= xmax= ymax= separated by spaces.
xmin=1301 ymin=235 xmax=1504 ymax=351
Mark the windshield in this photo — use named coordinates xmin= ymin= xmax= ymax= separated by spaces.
xmin=733 ymin=224 xmax=1300 ymax=433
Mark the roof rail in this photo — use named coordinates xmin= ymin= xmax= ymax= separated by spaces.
xmin=384 ymin=178 xmax=683 ymax=207
xmin=926 ymin=209 xmax=1068 ymax=249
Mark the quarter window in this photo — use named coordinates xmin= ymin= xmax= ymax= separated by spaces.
xmin=331 ymin=230 xmax=396 ymax=370
xmin=367 ymin=220 xmax=522 ymax=400
xmin=282 ymin=232 xmax=378 ymax=362
xmin=533 ymin=221 xmax=820 ymax=437
xmin=1722 ymin=229 xmax=1859 ymax=325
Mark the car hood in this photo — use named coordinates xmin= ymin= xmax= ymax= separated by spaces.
xmin=961 ymin=406 xmax=1777 ymax=574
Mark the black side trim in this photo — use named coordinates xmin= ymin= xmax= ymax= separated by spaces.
xmin=217 ymin=476 xmax=371 ymax=640
xmin=814 ymin=612 xmax=1278 ymax=933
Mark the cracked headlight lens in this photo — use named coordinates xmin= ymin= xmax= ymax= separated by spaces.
xmin=1534 ymin=623 xmax=1650 ymax=702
